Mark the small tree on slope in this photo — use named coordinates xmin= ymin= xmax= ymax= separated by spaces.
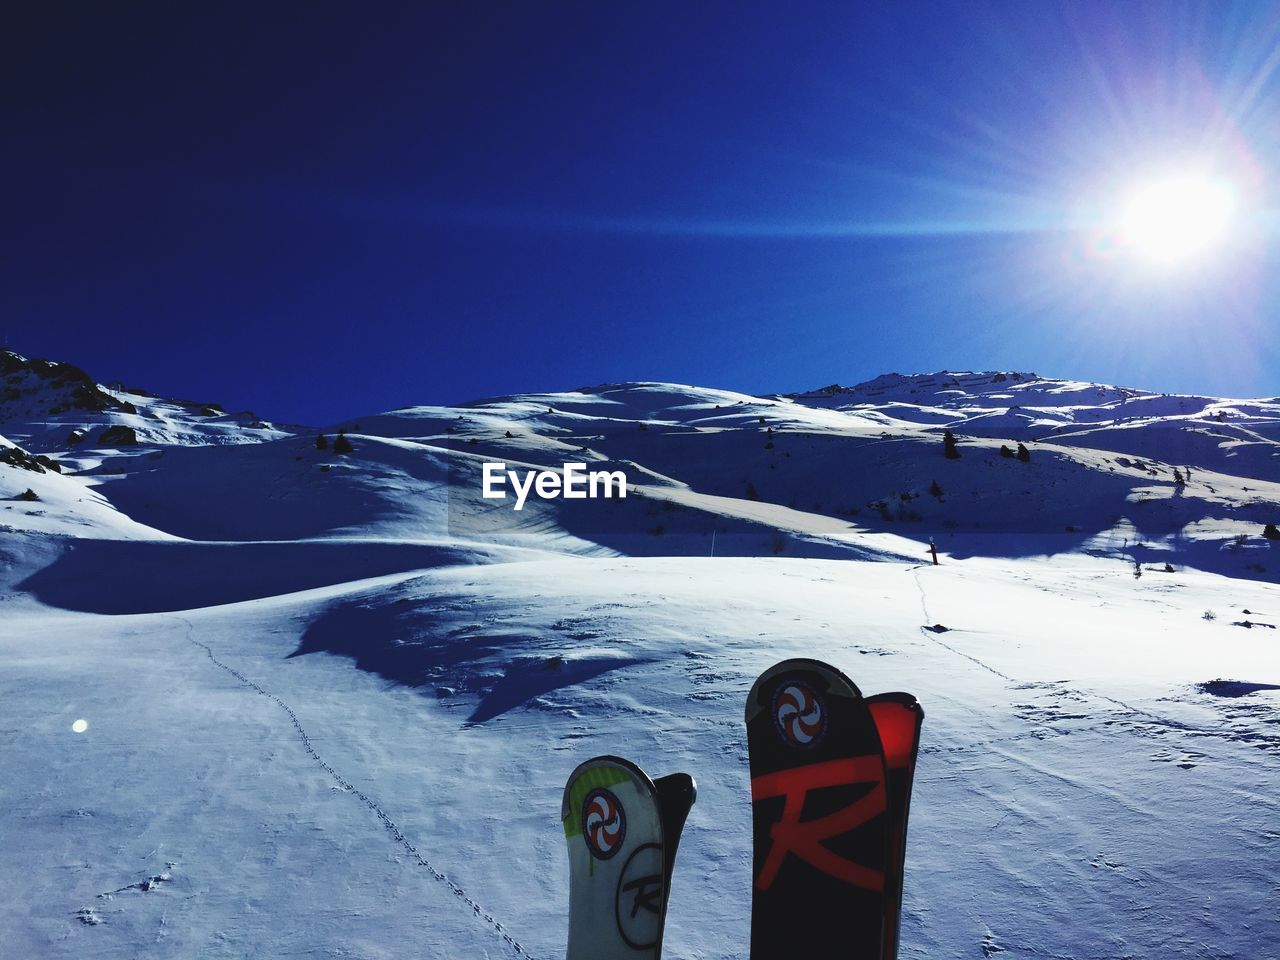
xmin=943 ymin=430 xmax=960 ymax=460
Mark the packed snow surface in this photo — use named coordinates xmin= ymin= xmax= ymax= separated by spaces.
xmin=2 ymin=362 xmax=1277 ymax=958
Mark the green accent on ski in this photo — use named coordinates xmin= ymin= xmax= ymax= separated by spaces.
xmin=562 ymin=763 xmax=633 ymax=838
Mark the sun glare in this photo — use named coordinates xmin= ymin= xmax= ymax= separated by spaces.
xmin=1118 ymin=175 xmax=1236 ymax=265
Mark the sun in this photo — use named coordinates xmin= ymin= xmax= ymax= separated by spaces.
xmin=1118 ymin=175 xmax=1237 ymax=265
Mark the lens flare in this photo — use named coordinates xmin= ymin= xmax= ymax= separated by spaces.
xmin=1118 ymin=176 xmax=1236 ymax=265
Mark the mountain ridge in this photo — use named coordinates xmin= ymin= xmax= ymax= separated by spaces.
xmin=2 ymin=348 xmax=1277 ymax=584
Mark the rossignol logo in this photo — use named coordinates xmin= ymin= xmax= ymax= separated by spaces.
xmin=582 ymin=787 xmax=626 ymax=860
xmin=615 ymin=842 xmax=664 ymax=949
xmin=482 ymin=462 xmax=628 ymax=511
xmin=773 ymin=680 xmax=827 ymax=750
xmin=751 ymin=755 xmax=887 ymax=892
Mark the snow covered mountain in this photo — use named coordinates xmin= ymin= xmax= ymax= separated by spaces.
xmin=793 ymin=370 xmax=1280 ymax=480
xmin=0 ymin=349 xmax=290 ymax=454
xmin=3 ymin=354 xmax=1277 ymax=958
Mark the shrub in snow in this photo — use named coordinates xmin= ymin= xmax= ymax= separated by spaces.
xmin=1016 ymin=443 xmax=1030 ymax=462
xmin=930 ymin=480 xmax=943 ymax=498
xmin=999 ymin=444 xmax=1014 ymax=458
xmin=18 ymin=488 xmax=39 ymax=501
xmin=1262 ymin=523 xmax=1280 ymax=540
xmin=316 ymin=433 xmax=328 ymax=450
xmin=333 ymin=432 xmax=353 ymax=454
xmin=1203 ymin=610 xmax=1217 ymax=621
xmin=943 ymin=430 xmax=960 ymax=459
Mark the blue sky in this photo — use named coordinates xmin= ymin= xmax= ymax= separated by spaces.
xmin=6 ymin=2 xmax=1279 ymax=423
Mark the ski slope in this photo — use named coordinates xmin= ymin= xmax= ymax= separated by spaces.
xmin=2 ymin=359 xmax=1278 ymax=958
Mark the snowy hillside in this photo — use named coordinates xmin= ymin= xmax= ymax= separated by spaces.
xmin=792 ymin=370 xmax=1280 ymax=481
xmin=2 ymin=356 xmax=1277 ymax=959
xmin=0 ymin=350 xmax=290 ymax=453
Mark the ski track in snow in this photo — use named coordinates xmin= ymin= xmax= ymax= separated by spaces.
xmin=910 ymin=568 xmax=1280 ymax=755
xmin=910 ymin=565 xmax=1016 ymax=682
xmin=173 ymin=616 xmax=537 ymax=960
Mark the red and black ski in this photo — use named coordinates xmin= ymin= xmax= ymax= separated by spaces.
xmin=867 ymin=692 xmax=924 ymax=960
xmin=745 ymin=659 xmax=922 ymax=960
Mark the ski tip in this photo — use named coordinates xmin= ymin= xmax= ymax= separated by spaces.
xmin=866 ymin=690 xmax=924 ymax=719
xmin=561 ymin=755 xmax=656 ymax=822
xmin=744 ymin=657 xmax=863 ymax=723
xmin=866 ymin=693 xmax=924 ymax=769
xmin=654 ymin=771 xmax=697 ymax=805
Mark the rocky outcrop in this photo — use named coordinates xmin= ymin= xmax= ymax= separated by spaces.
xmin=98 ymin=425 xmax=139 ymax=446
xmin=0 ymin=444 xmax=61 ymax=473
xmin=1 ymin=350 xmax=135 ymax=416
